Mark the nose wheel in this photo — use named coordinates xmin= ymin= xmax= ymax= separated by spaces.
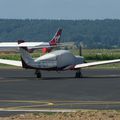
xmin=35 ymin=70 xmax=42 ymax=78
xmin=75 ymin=69 xmax=82 ymax=78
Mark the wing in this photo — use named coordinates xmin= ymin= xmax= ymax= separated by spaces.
xmin=0 ymin=42 xmax=64 ymax=51
xmin=0 ymin=59 xmax=22 ymax=67
xmin=0 ymin=42 xmax=50 ymax=47
xmin=75 ymin=59 xmax=120 ymax=69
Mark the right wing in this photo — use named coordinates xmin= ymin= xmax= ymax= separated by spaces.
xmin=0 ymin=59 xmax=22 ymax=67
xmin=75 ymin=59 xmax=120 ymax=69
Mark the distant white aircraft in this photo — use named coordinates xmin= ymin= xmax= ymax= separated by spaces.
xmin=0 ymin=28 xmax=62 ymax=53
xmin=0 ymin=42 xmax=120 ymax=78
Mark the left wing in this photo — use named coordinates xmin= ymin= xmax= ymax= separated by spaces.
xmin=75 ymin=59 xmax=120 ymax=69
xmin=0 ymin=59 xmax=22 ymax=67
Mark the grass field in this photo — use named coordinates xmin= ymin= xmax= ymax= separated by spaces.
xmin=0 ymin=49 xmax=120 ymax=69
xmin=0 ymin=49 xmax=120 ymax=60
xmin=71 ymin=49 xmax=120 ymax=60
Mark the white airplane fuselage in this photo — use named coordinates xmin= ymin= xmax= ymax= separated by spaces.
xmin=0 ymin=42 xmax=50 ymax=52
xmin=21 ymin=49 xmax=84 ymax=70
xmin=0 ymin=47 xmax=120 ymax=78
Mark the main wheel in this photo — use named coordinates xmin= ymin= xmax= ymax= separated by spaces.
xmin=35 ymin=70 xmax=42 ymax=78
xmin=75 ymin=69 xmax=82 ymax=78
xmin=36 ymin=72 xmax=41 ymax=78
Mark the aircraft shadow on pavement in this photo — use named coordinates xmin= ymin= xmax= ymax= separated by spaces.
xmin=82 ymin=75 xmax=120 ymax=79
xmin=3 ymin=74 xmax=120 ymax=80
xmin=3 ymin=76 xmax=76 ymax=81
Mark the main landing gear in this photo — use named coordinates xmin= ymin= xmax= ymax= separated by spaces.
xmin=35 ymin=69 xmax=41 ymax=78
xmin=75 ymin=69 xmax=82 ymax=78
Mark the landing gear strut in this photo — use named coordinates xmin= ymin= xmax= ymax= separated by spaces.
xmin=35 ymin=69 xmax=41 ymax=78
xmin=75 ymin=69 xmax=82 ymax=78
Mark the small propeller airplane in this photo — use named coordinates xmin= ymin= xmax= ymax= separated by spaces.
xmin=0 ymin=40 xmax=120 ymax=78
xmin=0 ymin=28 xmax=62 ymax=54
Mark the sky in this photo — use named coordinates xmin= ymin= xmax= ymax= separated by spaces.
xmin=0 ymin=0 xmax=119 ymax=20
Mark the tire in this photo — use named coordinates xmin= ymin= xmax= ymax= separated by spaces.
xmin=36 ymin=73 xmax=41 ymax=78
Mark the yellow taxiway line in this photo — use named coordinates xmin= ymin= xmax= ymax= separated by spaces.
xmin=0 ymin=100 xmax=120 ymax=111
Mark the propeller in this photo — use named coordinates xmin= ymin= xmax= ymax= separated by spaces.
xmin=79 ymin=44 xmax=82 ymax=56
xmin=79 ymin=43 xmax=87 ymax=63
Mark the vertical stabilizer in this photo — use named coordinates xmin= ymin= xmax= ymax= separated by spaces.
xmin=18 ymin=40 xmax=35 ymax=68
xmin=49 ymin=28 xmax=62 ymax=46
xmin=42 ymin=28 xmax=62 ymax=54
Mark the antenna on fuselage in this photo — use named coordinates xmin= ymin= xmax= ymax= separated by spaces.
xmin=79 ymin=42 xmax=86 ymax=63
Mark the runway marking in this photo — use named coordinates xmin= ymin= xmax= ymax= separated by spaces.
xmin=1 ymin=100 xmax=120 ymax=104
xmin=1 ymin=104 xmax=53 ymax=110
xmin=0 ymin=100 xmax=54 ymax=110
xmin=1 ymin=100 xmax=120 ymax=110
xmin=0 ymin=109 xmax=77 ymax=112
xmin=0 ymin=100 xmax=52 ymax=104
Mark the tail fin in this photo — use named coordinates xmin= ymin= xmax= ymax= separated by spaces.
xmin=18 ymin=40 xmax=35 ymax=68
xmin=42 ymin=28 xmax=62 ymax=54
xmin=49 ymin=28 xmax=62 ymax=46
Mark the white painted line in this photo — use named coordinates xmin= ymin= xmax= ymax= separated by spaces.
xmin=0 ymin=109 xmax=78 ymax=112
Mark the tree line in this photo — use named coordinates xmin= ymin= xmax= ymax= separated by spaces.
xmin=0 ymin=19 xmax=120 ymax=48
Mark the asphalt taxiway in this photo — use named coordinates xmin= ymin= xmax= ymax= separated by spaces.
xmin=0 ymin=68 xmax=120 ymax=116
